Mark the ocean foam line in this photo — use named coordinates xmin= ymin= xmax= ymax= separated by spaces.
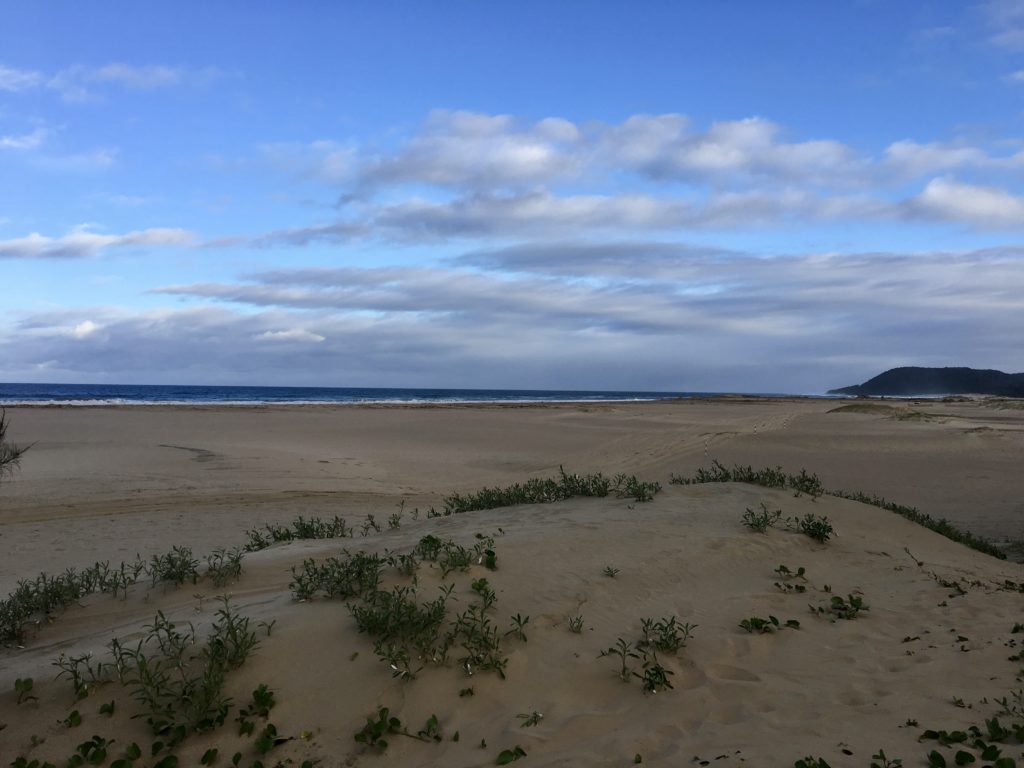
xmin=0 ymin=396 xmax=669 ymax=407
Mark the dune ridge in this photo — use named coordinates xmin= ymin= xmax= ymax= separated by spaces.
xmin=3 ymin=467 xmax=1024 ymax=767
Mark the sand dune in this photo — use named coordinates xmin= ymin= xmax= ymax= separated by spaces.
xmin=3 ymin=400 xmax=1024 ymax=766
xmin=2 ymin=482 xmax=1024 ymax=766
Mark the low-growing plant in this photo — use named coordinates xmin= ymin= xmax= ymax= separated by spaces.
xmin=739 ymin=615 xmax=800 ymax=633
xmin=639 ymin=616 xmax=696 ymax=653
xmin=290 ymin=550 xmax=383 ymax=601
xmin=742 ymin=502 xmax=782 ymax=532
xmin=496 ymin=745 xmax=527 ymax=764
xmin=775 ymin=564 xmax=806 ymax=579
xmin=600 ymin=638 xmax=640 ymax=682
xmin=635 ymin=659 xmax=674 ymax=693
xmin=205 ymin=548 xmax=244 ymax=588
xmin=355 ymin=706 xmax=403 ymax=751
xmin=603 ymin=566 xmax=620 ymax=578
xmin=237 ymin=683 xmax=275 ymax=735
xmin=506 ymin=613 xmax=530 ymax=642
xmin=567 ymin=614 xmax=585 ymax=633
xmin=53 ymin=652 xmax=106 ymax=700
xmin=15 ymin=676 xmax=36 ymax=704
xmin=354 ymin=706 xmax=444 ymax=750
xmin=789 ymin=514 xmax=834 ymax=543
xmin=810 ymin=594 xmax=867 ymax=621
xmin=244 ymin=515 xmax=352 ymax=551
xmin=471 ymin=577 xmax=497 ymax=609
xmin=442 ymin=466 xmax=660 ymax=515
xmin=120 ymin=598 xmax=259 ymax=740
xmin=418 ymin=713 xmax=442 ymax=742
xmin=148 ymin=546 xmax=199 ymax=588
xmin=481 ymin=548 xmax=498 ymax=570
xmin=794 ymin=758 xmax=831 ymax=768
xmin=673 ymin=461 xmax=1004 ymax=559
xmin=517 ymin=711 xmax=543 ymax=727
xmin=870 ymin=749 xmax=903 ymax=767
xmin=774 ymin=563 xmax=808 ymax=593
xmin=440 ymin=541 xmax=476 ymax=578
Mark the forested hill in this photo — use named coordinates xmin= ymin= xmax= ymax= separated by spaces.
xmin=829 ymin=367 xmax=1024 ymax=397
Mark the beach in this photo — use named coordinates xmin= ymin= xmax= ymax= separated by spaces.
xmin=2 ymin=397 xmax=1024 ymax=766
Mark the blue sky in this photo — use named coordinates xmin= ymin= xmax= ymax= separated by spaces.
xmin=2 ymin=1 xmax=1024 ymax=393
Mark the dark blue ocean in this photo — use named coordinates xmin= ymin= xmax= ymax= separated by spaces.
xmin=0 ymin=382 xmax=723 ymax=406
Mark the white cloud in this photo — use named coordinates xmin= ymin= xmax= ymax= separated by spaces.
xmin=9 ymin=244 xmax=1014 ymax=392
xmin=1008 ymin=69 xmax=1024 ymax=82
xmin=0 ymin=62 xmax=201 ymax=101
xmin=374 ymin=189 xmax=693 ymax=239
xmin=32 ymin=148 xmax=118 ymax=172
xmin=256 ymin=329 xmax=326 ymax=343
xmin=0 ymin=64 xmax=42 ymax=92
xmin=601 ymin=114 xmax=858 ymax=184
xmin=91 ymin=63 xmax=182 ymax=89
xmin=986 ymin=0 xmax=1024 ymax=48
xmin=71 ymin=320 xmax=101 ymax=339
xmin=909 ymin=177 xmax=1024 ymax=228
xmin=883 ymin=140 xmax=993 ymax=177
xmin=0 ymin=225 xmax=195 ymax=259
xmin=0 ymin=126 xmax=46 ymax=150
xmin=47 ymin=63 xmax=186 ymax=101
xmin=356 ymin=109 xmax=585 ymax=191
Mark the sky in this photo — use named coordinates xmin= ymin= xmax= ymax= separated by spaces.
xmin=2 ymin=1 xmax=1024 ymax=394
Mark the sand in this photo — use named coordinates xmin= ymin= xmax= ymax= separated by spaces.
xmin=2 ymin=398 xmax=1024 ymax=766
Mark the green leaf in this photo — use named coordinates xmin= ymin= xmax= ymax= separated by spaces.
xmin=201 ymin=748 xmax=219 ymax=766
xmin=954 ymin=751 xmax=976 ymax=765
xmin=982 ymin=745 xmax=1002 ymax=760
xmin=928 ymin=751 xmax=947 ymax=768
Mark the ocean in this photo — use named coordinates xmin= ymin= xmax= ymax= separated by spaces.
xmin=0 ymin=382 xmax=722 ymax=406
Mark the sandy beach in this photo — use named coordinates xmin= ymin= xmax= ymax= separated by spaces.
xmin=2 ymin=398 xmax=1024 ymax=766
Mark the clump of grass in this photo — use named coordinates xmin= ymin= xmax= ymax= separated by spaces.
xmin=600 ymin=638 xmax=639 ymax=682
xmin=0 ymin=545 xmax=244 ymax=644
xmin=788 ymin=513 xmax=834 ymax=543
xmin=244 ymin=514 xmax=352 ymax=552
xmin=314 ymin=535 xmax=515 ymax=682
xmin=639 ymin=616 xmax=696 ymax=653
xmin=289 ymin=550 xmax=384 ymax=601
xmin=0 ymin=407 xmax=30 ymax=484
xmin=567 ymin=615 xmax=585 ymax=633
xmin=148 ymin=546 xmax=200 ymax=588
xmin=44 ymin=598 xmax=261 ymax=754
xmin=742 ymin=502 xmax=782 ymax=532
xmin=443 ymin=466 xmax=660 ymax=515
xmin=121 ymin=598 xmax=259 ymax=740
xmin=205 ymin=548 xmax=244 ymax=587
xmin=350 ymin=585 xmax=453 ymax=679
xmin=673 ymin=461 xmax=1004 ymax=559
xmin=603 ymin=566 xmax=620 ymax=578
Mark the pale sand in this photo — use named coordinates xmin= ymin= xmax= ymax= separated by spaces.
xmin=2 ymin=398 xmax=1024 ymax=765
